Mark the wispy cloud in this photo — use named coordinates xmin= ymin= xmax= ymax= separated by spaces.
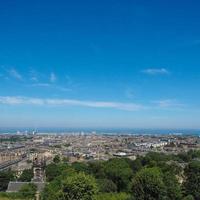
xmin=153 ymin=99 xmax=185 ymax=108
xmin=0 ymin=96 xmax=187 ymax=112
xmin=8 ymin=68 xmax=22 ymax=80
xmin=50 ymin=72 xmax=56 ymax=83
xmin=0 ymin=96 xmax=145 ymax=111
xmin=55 ymin=86 xmax=71 ymax=92
xmin=30 ymin=83 xmax=71 ymax=92
xmin=142 ymin=68 xmax=169 ymax=75
xmin=29 ymin=70 xmax=38 ymax=82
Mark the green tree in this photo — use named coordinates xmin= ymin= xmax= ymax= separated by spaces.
xmin=45 ymin=163 xmax=60 ymax=182
xmin=187 ymin=150 xmax=200 ymax=160
xmin=130 ymin=158 xmax=143 ymax=174
xmin=45 ymin=163 xmax=68 ymax=181
xmin=176 ymin=152 xmax=191 ymax=162
xmin=163 ymin=172 xmax=182 ymax=200
xmin=42 ymin=167 xmax=87 ymax=200
xmin=53 ymin=155 xmax=61 ymax=163
xmin=97 ymin=179 xmax=117 ymax=193
xmin=184 ymin=161 xmax=200 ymax=200
xmin=88 ymin=161 xmax=106 ymax=178
xmin=19 ymin=183 xmax=37 ymax=199
xmin=166 ymin=162 xmax=182 ymax=176
xmin=131 ymin=167 xmax=166 ymax=200
xmin=41 ymin=177 xmax=62 ymax=200
xmin=182 ymin=195 xmax=195 ymax=200
xmin=61 ymin=166 xmax=76 ymax=179
xmin=61 ymin=172 xmax=98 ymax=200
xmin=19 ymin=169 xmax=34 ymax=182
xmin=104 ymin=158 xmax=133 ymax=192
xmin=0 ymin=170 xmax=14 ymax=191
xmin=72 ymin=162 xmax=90 ymax=174
xmin=141 ymin=152 xmax=171 ymax=166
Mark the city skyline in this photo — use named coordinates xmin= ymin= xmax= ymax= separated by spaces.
xmin=0 ymin=1 xmax=200 ymax=128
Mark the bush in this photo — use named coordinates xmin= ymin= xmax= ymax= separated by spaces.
xmin=19 ymin=183 xmax=37 ymax=199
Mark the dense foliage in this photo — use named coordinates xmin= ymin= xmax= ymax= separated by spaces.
xmin=184 ymin=161 xmax=200 ymax=199
xmin=62 ymin=172 xmax=98 ymax=200
xmin=131 ymin=167 xmax=167 ymax=200
xmin=41 ymin=150 xmax=200 ymax=200
xmin=1 ymin=150 xmax=200 ymax=200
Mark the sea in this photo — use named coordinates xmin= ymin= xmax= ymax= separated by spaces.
xmin=0 ymin=127 xmax=200 ymax=136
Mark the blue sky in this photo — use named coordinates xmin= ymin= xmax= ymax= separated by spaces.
xmin=0 ymin=0 xmax=200 ymax=129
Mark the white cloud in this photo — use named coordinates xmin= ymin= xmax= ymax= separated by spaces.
xmin=142 ymin=68 xmax=169 ymax=75
xmin=0 ymin=96 xmax=44 ymax=105
xmin=0 ymin=96 xmax=187 ymax=113
xmin=153 ymin=99 xmax=184 ymax=108
xmin=8 ymin=68 xmax=22 ymax=80
xmin=50 ymin=72 xmax=56 ymax=82
xmin=0 ymin=96 xmax=145 ymax=111
xmin=31 ymin=77 xmax=38 ymax=81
